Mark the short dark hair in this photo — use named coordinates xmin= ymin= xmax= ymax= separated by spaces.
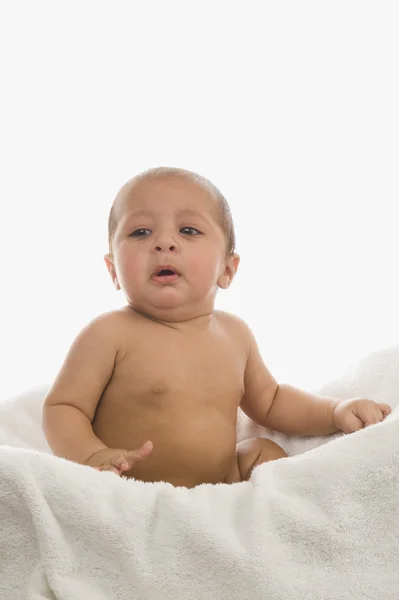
xmin=107 ymin=167 xmax=236 ymax=256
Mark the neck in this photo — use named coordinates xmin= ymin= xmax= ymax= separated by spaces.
xmin=127 ymin=305 xmax=215 ymax=330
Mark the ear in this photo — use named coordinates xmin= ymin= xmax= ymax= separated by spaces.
xmin=217 ymin=253 xmax=240 ymax=290
xmin=104 ymin=254 xmax=120 ymax=290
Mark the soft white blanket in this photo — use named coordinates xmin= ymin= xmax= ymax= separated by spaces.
xmin=1 ymin=347 xmax=399 ymax=599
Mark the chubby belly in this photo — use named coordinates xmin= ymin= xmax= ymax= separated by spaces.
xmin=92 ymin=397 xmax=238 ymax=487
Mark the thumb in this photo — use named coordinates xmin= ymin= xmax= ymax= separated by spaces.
xmin=378 ymin=403 xmax=392 ymax=418
xmin=121 ymin=441 xmax=154 ymax=469
xmin=339 ymin=411 xmax=365 ymax=433
xmin=137 ymin=440 xmax=154 ymax=458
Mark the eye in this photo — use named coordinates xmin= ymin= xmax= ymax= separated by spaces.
xmin=130 ymin=228 xmax=151 ymax=238
xmin=180 ymin=227 xmax=201 ymax=236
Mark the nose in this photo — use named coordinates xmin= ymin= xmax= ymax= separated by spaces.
xmin=154 ymin=243 xmax=176 ymax=252
xmin=152 ymin=230 xmax=180 ymax=253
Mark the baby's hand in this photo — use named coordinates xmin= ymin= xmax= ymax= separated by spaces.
xmin=332 ymin=398 xmax=391 ymax=433
xmin=85 ymin=441 xmax=153 ymax=476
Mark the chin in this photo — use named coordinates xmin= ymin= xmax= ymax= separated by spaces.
xmin=151 ymin=299 xmax=184 ymax=311
xmin=147 ymin=290 xmax=185 ymax=309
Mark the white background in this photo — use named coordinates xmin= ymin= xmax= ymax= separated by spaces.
xmin=0 ymin=2 xmax=398 ymax=401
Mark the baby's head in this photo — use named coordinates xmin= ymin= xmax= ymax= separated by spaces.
xmin=105 ymin=167 xmax=239 ymax=321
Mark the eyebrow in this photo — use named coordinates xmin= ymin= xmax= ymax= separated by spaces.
xmin=177 ymin=209 xmax=211 ymax=223
xmin=124 ymin=210 xmax=152 ymax=220
xmin=124 ymin=209 xmax=212 ymax=224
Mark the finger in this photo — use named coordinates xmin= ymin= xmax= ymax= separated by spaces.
xmin=363 ymin=413 xmax=381 ymax=427
xmin=362 ymin=408 xmax=384 ymax=427
xmin=378 ymin=403 xmax=392 ymax=417
xmin=102 ymin=466 xmax=122 ymax=476
xmin=115 ymin=441 xmax=154 ymax=471
xmin=125 ymin=441 xmax=154 ymax=464
xmin=94 ymin=465 xmax=121 ymax=475
xmin=138 ymin=440 xmax=154 ymax=456
xmin=113 ymin=456 xmax=131 ymax=470
xmin=341 ymin=413 xmax=365 ymax=433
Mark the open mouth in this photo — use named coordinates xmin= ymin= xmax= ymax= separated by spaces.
xmin=151 ymin=265 xmax=181 ymax=282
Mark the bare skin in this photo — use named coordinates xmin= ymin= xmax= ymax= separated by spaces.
xmin=93 ymin=310 xmax=247 ymax=486
xmin=43 ymin=308 xmax=286 ymax=487
xmin=42 ymin=170 xmax=390 ymax=488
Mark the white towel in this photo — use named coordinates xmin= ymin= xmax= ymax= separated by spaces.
xmin=1 ymin=347 xmax=399 ymax=599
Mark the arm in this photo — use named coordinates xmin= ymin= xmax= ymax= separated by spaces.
xmin=42 ymin=314 xmax=122 ymax=464
xmin=240 ymin=328 xmax=339 ymax=436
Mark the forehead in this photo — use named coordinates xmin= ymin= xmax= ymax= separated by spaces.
xmin=114 ymin=174 xmax=219 ymax=220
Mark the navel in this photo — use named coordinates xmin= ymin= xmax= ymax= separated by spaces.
xmin=151 ymin=384 xmax=168 ymax=396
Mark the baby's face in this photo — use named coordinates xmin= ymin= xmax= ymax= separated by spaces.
xmin=105 ymin=175 xmax=238 ymax=320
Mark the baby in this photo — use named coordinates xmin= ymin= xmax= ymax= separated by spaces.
xmin=42 ymin=167 xmax=391 ymax=488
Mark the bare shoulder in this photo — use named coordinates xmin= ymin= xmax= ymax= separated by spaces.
xmin=214 ymin=309 xmax=251 ymax=329
xmin=82 ymin=307 xmax=141 ymax=334
xmin=44 ymin=308 xmax=141 ymax=413
xmin=214 ymin=310 xmax=253 ymax=351
xmin=78 ymin=309 xmax=127 ymax=341
xmin=84 ymin=307 xmax=143 ymax=346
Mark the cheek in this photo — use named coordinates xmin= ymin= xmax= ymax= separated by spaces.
xmin=115 ymin=246 xmax=145 ymax=280
xmin=187 ymin=249 xmax=222 ymax=280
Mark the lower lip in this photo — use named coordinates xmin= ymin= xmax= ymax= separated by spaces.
xmin=151 ymin=273 xmax=180 ymax=284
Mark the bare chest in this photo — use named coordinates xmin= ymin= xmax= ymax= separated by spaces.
xmin=105 ymin=325 xmax=246 ymax=408
xmin=94 ymin=318 xmax=247 ymax=485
